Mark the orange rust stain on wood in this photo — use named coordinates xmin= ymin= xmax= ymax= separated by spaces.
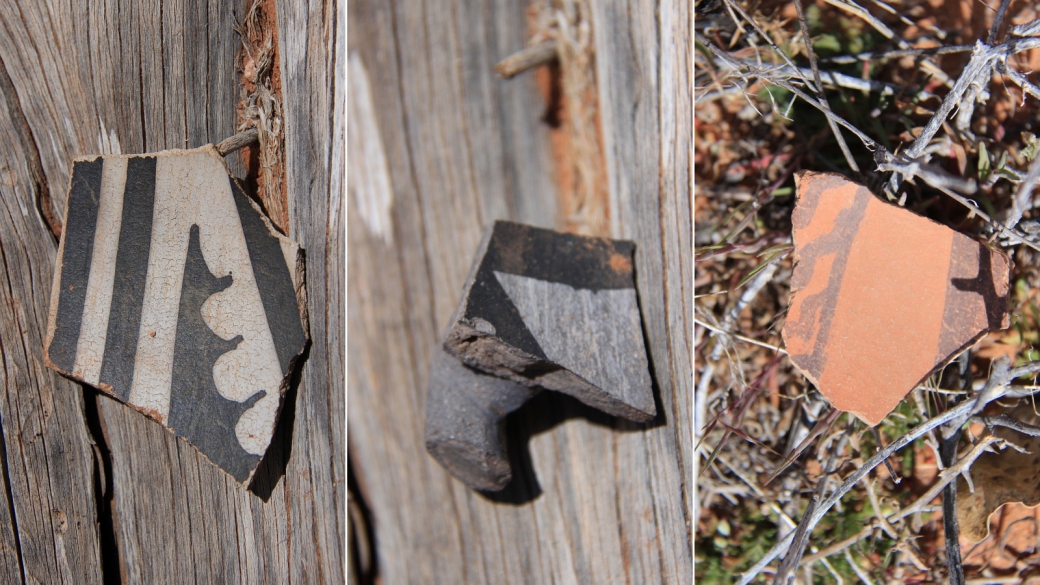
xmin=530 ymin=32 xmax=608 ymax=236
xmin=237 ymin=0 xmax=288 ymax=234
xmin=783 ymin=171 xmax=1011 ymax=426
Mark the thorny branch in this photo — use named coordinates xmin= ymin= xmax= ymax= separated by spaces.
xmin=735 ymin=360 xmax=1040 ymax=584
xmin=697 ymin=23 xmax=1040 ymax=246
xmin=697 ymin=2 xmax=1040 ymax=580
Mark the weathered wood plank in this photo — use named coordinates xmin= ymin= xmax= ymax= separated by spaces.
xmin=348 ymin=0 xmax=691 ymax=582
xmin=0 ymin=0 xmax=343 ymax=582
xmin=660 ymin=0 xmax=693 ymax=544
xmin=275 ymin=0 xmax=346 ymax=582
xmin=0 ymin=55 xmax=104 ymax=584
xmin=591 ymin=0 xmax=693 ymax=579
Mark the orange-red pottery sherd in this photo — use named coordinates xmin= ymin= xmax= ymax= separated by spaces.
xmin=783 ymin=171 xmax=1011 ymax=426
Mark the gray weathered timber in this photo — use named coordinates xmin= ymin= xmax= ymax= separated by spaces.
xmin=348 ymin=0 xmax=691 ymax=583
xmin=592 ymin=0 xmax=693 ymax=579
xmin=0 ymin=0 xmax=343 ymax=582
xmin=0 ymin=56 xmax=104 ymax=585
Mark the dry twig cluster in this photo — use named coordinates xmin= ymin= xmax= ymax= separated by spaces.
xmin=697 ymin=0 xmax=1040 ymax=582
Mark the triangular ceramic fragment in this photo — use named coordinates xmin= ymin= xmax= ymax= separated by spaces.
xmin=783 ymin=171 xmax=1010 ymax=426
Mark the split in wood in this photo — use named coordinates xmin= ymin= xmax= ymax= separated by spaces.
xmin=426 ymin=221 xmax=655 ymax=491
xmin=494 ymin=42 xmax=557 ymax=79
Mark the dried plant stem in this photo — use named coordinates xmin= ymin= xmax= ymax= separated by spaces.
xmin=722 ymin=0 xmax=860 ymax=172
xmin=798 ymin=435 xmax=1004 ymax=567
xmin=1007 ymin=153 xmax=1040 ymax=229
xmin=694 ymin=260 xmax=781 ymax=526
xmin=693 ymin=319 xmax=788 ymax=354
xmin=738 ymin=400 xmax=992 ymax=585
xmin=772 ymin=433 xmax=849 ymax=584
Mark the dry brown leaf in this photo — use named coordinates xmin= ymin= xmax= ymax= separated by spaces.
xmin=961 ymin=502 xmax=1040 ymax=570
xmin=957 ymin=403 xmax=1040 ymax=544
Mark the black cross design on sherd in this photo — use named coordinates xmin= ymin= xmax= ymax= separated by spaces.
xmin=951 ymin=243 xmax=1007 ymax=330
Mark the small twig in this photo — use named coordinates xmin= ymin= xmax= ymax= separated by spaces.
xmin=818 ymin=45 xmax=973 ymax=64
xmin=843 ymin=549 xmax=875 ymax=585
xmin=216 ymin=128 xmax=260 ymax=157
xmin=1011 ymin=18 xmax=1040 ymax=38
xmin=904 ymin=41 xmax=993 ymax=159
xmin=773 ymin=431 xmax=849 ymax=584
xmin=494 ymin=41 xmax=557 ymax=79
xmin=934 ymin=188 xmax=1040 ymax=252
xmin=873 ymin=156 xmax=977 ymax=194
xmin=693 ymin=319 xmax=788 ymax=354
xmin=938 ymin=350 xmax=972 ymax=585
xmin=976 ymin=413 xmax=1040 ymax=436
xmin=987 ymin=0 xmax=1014 ymax=45
xmin=799 ymin=435 xmax=1003 ymax=567
xmin=940 ymin=415 xmax=966 ymax=585
xmin=821 ymin=0 xmax=904 ymax=47
xmin=863 ymin=477 xmax=897 ymax=538
xmin=996 ymin=60 xmax=1040 ymax=104
xmin=722 ymin=60 xmax=931 ymax=98
xmin=793 ymin=0 xmax=859 ymax=173
xmin=773 ymin=490 xmax=822 ymax=584
xmin=738 ymin=398 xmax=996 ymax=584
xmin=870 ymin=427 xmax=900 ymax=482
xmin=1007 ymin=148 xmax=1040 ymax=229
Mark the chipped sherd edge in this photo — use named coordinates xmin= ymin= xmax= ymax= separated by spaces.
xmin=782 ymin=171 xmax=1011 ymax=426
xmin=43 ymin=145 xmax=309 ymax=487
xmin=441 ymin=221 xmax=656 ymax=423
xmin=428 ymin=221 xmax=657 ymax=491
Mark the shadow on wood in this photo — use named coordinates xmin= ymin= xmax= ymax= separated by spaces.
xmin=479 ymin=379 xmax=668 ymax=505
xmin=249 ymin=338 xmax=311 ymax=502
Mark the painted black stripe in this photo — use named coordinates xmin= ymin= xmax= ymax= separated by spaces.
xmin=486 ymin=221 xmax=635 ymax=291
xmin=462 ymin=221 xmax=640 ymax=361
xmin=167 ymin=224 xmax=261 ymax=482
xmin=787 ymin=187 xmax=871 ymax=381
xmin=229 ymin=178 xmax=306 ymax=373
xmin=49 ymin=158 xmax=104 ymax=372
xmin=465 ymin=256 xmax=547 ymax=360
xmin=99 ymin=156 xmax=157 ymax=401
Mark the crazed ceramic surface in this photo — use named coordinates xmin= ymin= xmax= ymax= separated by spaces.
xmin=783 ymin=171 xmax=1011 ymax=426
xmin=44 ymin=146 xmax=307 ymax=484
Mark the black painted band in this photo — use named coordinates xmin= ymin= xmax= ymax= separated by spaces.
xmin=100 ymin=156 xmax=157 ymax=400
xmin=229 ymin=178 xmax=306 ymax=373
xmin=49 ymin=158 xmax=104 ymax=372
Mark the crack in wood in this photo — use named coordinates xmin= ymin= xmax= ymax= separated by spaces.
xmin=0 ymin=53 xmax=57 ymax=239
xmin=0 ymin=401 xmax=28 ymax=583
xmin=81 ymin=392 xmax=124 ymax=585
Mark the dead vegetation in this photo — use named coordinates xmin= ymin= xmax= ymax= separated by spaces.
xmin=236 ymin=0 xmax=287 ymax=234
xmin=696 ymin=0 xmax=1040 ymax=582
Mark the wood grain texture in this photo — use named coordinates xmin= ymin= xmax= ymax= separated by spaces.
xmin=0 ymin=55 xmax=105 ymax=585
xmin=0 ymin=0 xmax=342 ymax=582
xmin=348 ymin=0 xmax=691 ymax=583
